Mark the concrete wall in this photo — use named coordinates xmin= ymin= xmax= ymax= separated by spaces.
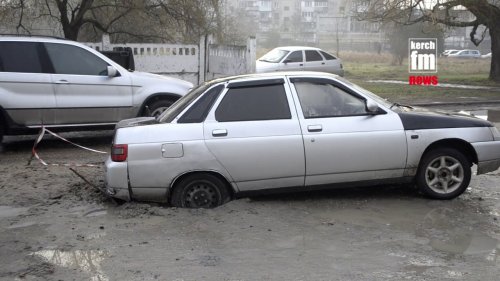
xmin=84 ymin=35 xmax=257 ymax=85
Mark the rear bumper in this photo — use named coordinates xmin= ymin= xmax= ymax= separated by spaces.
xmin=104 ymin=157 xmax=131 ymax=201
xmin=472 ymin=141 xmax=500 ymax=175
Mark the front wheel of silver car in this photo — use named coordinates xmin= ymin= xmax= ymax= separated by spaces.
xmin=416 ymin=148 xmax=471 ymax=200
xmin=170 ymin=174 xmax=230 ymax=208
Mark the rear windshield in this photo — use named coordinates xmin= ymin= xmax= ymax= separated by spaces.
xmin=158 ymin=81 xmax=219 ymax=123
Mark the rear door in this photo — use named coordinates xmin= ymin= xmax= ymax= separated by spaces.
xmin=0 ymin=41 xmax=56 ymax=126
xmin=203 ymin=79 xmax=305 ymax=192
xmin=319 ymin=51 xmax=343 ymax=75
xmin=43 ymin=43 xmax=133 ymax=125
xmin=303 ymin=50 xmax=325 ymax=72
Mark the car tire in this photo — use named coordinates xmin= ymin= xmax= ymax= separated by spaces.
xmin=170 ymin=174 xmax=231 ymax=208
xmin=145 ymin=99 xmax=175 ymax=118
xmin=416 ymin=148 xmax=471 ymax=200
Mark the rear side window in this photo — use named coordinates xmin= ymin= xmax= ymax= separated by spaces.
xmin=320 ymin=51 xmax=337 ymax=60
xmin=44 ymin=43 xmax=109 ymax=75
xmin=178 ymin=84 xmax=224 ymax=123
xmin=0 ymin=42 xmax=43 ymax=73
xmin=305 ymin=50 xmax=323 ymax=62
xmin=215 ymin=84 xmax=291 ymax=122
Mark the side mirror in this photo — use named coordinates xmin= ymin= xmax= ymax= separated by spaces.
xmin=107 ymin=66 xmax=118 ymax=78
xmin=283 ymin=59 xmax=291 ymax=64
xmin=366 ymin=100 xmax=379 ymax=114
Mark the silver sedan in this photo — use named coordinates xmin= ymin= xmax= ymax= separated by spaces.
xmin=105 ymin=72 xmax=500 ymax=208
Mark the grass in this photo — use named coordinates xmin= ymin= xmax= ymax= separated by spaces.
xmin=338 ymin=51 xmax=500 ymax=103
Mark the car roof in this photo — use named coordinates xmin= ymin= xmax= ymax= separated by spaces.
xmin=0 ymin=35 xmax=70 ymax=43
xmin=273 ymin=46 xmax=322 ymax=51
xmin=207 ymin=71 xmax=340 ymax=85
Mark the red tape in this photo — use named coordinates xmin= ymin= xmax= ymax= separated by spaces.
xmin=31 ymin=126 xmax=108 ymax=167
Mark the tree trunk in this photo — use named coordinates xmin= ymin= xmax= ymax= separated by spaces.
xmin=62 ymin=25 xmax=80 ymax=41
xmin=489 ymin=27 xmax=500 ymax=83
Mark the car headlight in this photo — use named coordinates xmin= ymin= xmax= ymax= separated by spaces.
xmin=490 ymin=127 xmax=500 ymax=141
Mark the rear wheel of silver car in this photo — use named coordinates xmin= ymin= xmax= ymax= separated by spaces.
xmin=146 ymin=99 xmax=175 ymax=118
xmin=416 ymin=148 xmax=471 ymax=199
xmin=170 ymin=174 xmax=230 ymax=208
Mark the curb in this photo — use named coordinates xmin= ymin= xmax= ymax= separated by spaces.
xmin=411 ymin=100 xmax=500 ymax=107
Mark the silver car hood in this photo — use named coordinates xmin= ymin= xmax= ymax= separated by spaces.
xmin=115 ymin=117 xmax=159 ymax=129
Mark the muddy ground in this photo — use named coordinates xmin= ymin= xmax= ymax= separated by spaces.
xmin=1 ymin=105 xmax=500 ymax=281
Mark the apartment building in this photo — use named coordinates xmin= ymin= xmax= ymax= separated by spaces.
xmin=226 ymin=0 xmax=382 ymax=51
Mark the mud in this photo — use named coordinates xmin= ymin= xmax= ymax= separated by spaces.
xmin=1 ymin=109 xmax=500 ymax=280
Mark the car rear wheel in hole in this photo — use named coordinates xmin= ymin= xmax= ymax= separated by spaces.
xmin=146 ymin=99 xmax=175 ymax=118
xmin=416 ymin=148 xmax=471 ymax=199
xmin=170 ymin=174 xmax=230 ymax=208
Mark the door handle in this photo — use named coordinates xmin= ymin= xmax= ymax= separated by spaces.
xmin=321 ymin=62 xmax=325 ymax=65
xmin=307 ymin=125 xmax=322 ymax=132
xmin=300 ymin=64 xmax=303 ymax=66
xmin=212 ymin=129 xmax=228 ymax=137
xmin=55 ymin=80 xmax=69 ymax=84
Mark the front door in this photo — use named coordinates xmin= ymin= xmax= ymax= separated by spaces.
xmin=43 ymin=43 xmax=133 ymax=125
xmin=203 ymin=79 xmax=305 ymax=191
xmin=289 ymin=77 xmax=407 ymax=186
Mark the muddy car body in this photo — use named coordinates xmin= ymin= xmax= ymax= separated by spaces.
xmin=105 ymin=72 xmax=500 ymax=208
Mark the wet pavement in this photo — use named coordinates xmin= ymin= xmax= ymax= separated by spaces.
xmin=0 ymin=105 xmax=500 ymax=280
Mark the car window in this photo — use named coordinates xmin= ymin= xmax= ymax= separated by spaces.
xmin=294 ymin=82 xmax=368 ymax=118
xmin=320 ymin=51 xmax=337 ymax=60
xmin=215 ymin=84 xmax=291 ymax=122
xmin=178 ymin=84 xmax=224 ymax=123
xmin=0 ymin=42 xmax=43 ymax=73
xmin=259 ymin=49 xmax=289 ymax=63
xmin=305 ymin=50 xmax=323 ymax=62
xmin=44 ymin=43 xmax=109 ymax=75
xmin=285 ymin=51 xmax=303 ymax=63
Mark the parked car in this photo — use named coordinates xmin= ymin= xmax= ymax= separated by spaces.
xmin=447 ymin=49 xmax=481 ymax=58
xmin=105 ymin=72 xmax=500 ymax=208
xmin=256 ymin=46 xmax=344 ymax=76
xmin=0 ymin=35 xmax=193 ymax=143
xmin=442 ymin=49 xmax=458 ymax=56
xmin=481 ymin=52 xmax=492 ymax=59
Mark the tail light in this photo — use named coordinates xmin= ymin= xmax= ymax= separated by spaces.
xmin=111 ymin=144 xmax=128 ymax=162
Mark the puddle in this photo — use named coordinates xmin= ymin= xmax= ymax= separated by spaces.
xmin=32 ymin=249 xmax=108 ymax=281
xmin=418 ymin=207 xmax=500 ymax=260
xmin=0 ymin=205 xmax=29 ymax=218
xmin=367 ymin=80 xmax=500 ymax=91
xmin=84 ymin=209 xmax=107 ymax=218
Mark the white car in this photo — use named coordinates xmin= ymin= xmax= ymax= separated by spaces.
xmin=256 ymin=46 xmax=344 ymax=76
xmin=0 ymin=35 xmax=193 ymax=143
xmin=442 ymin=49 xmax=458 ymax=56
xmin=482 ymin=52 xmax=492 ymax=59
xmin=105 ymin=72 xmax=500 ymax=208
xmin=448 ymin=49 xmax=481 ymax=58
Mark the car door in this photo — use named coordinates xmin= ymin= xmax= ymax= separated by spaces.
xmin=0 ymin=41 xmax=56 ymax=126
xmin=203 ymin=79 xmax=305 ymax=192
xmin=303 ymin=50 xmax=325 ymax=72
xmin=288 ymin=77 xmax=407 ymax=186
xmin=43 ymin=42 xmax=133 ymax=125
xmin=279 ymin=50 xmax=304 ymax=71
xmin=319 ymin=51 xmax=343 ymax=75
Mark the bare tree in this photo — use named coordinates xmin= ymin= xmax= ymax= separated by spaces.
xmin=354 ymin=0 xmax=500 ymax=82
xmin=0 ymin=0 xmax=229 ymax=43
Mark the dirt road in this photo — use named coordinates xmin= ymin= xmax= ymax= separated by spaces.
xmin=1 ymin=124 xmax=500 ymax=280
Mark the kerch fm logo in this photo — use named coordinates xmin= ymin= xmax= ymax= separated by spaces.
xmin=409 ymin=38 xmax=438 ymax=86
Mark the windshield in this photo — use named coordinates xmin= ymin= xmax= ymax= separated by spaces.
xmin=334 ymin=76 xmax=394 ymax=109
xmin=157 ymin=82 xmax=214 ymax=123
xmin=258 ymin=49 xmax=289 ymax=63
